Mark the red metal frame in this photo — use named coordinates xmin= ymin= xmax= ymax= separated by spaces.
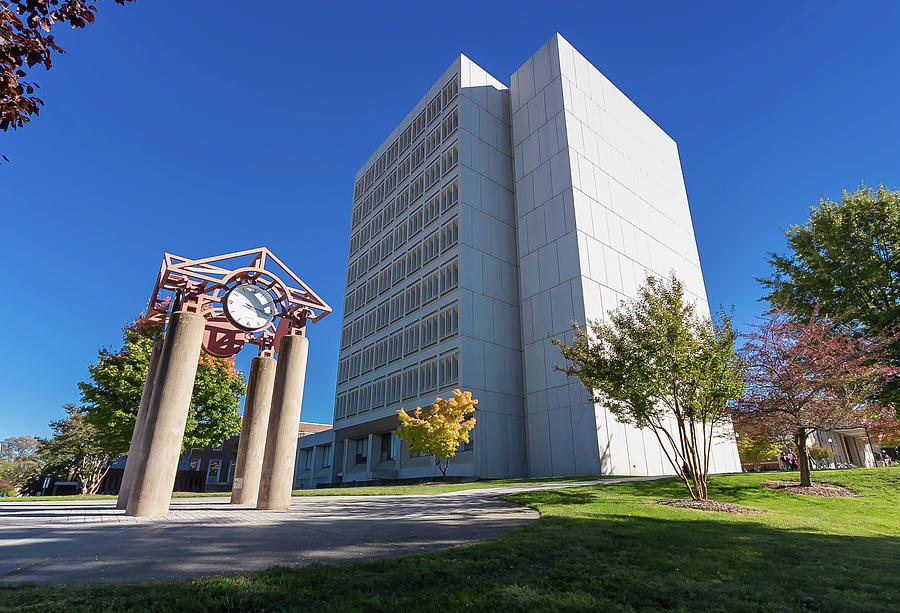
xmin=147 ymin=248 xmax=331 ymax=357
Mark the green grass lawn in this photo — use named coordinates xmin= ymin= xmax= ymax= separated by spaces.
xmin=0 ymin=476 xmax=606 ymax=502
xmin=2 ymin=468 xmax=898 ymax=612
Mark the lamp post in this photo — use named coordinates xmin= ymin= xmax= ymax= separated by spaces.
xmin=827 ymin=437 xmax=836 ymax=468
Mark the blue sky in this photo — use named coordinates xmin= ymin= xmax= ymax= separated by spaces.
xmin=2 ymin=1 xmax=898 ymax=440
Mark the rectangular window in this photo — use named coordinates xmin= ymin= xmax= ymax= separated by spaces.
xmin=361 ymin=346 xmax=373 ymax=373
xmin=440 ymin=351 xmax=460 ymax=387
xmin=440 ymin=143 xmax=459 ymax=175
xmin=392 ymin=257 xmax=406 ymax=285
xmin=389 ymin=330 xmax=403 ymax=362
xmin=403 ymin=366 xmax=419 ymax=400
xmin=368 ymin=244 xmax=380 ymax=271
xmin=380 ymin=433 xmax=398 ymax=462
xmin=390 ymin=292 xmax=405 ymax=322
xmin=372 ymin=377 xmax=386 ymax=409
xmin=404 ymin=323 xmax=420 ymax=354
xmin=381 ymin=234 xmax=393 ymax=259
xmin=426 ymin=93 xmax=442 ymax=124
xmin=423 ymin=230 xmax=440 ymax=264
xmin=440 ymin=178 xmax=458 ymax=213
xmin=341 ymin=325 xmax=352 ymax=349
xmin=376 ymin=301 xmax=390 ymax=330
xmin=206 ymin=460 xmax=221 ymax=484
xmin=347 ymin=388 xmax=358 ymax=416
xmin=349 ymin=351 xmax=361 ymax=378
xmin=321 ymin=444 xmax=333 ymax=468
xmin=393 ymin=223 xmax=408 ymax=249
xmin=387 ymin=371 xmax=402 ymax=404
xmin=441 ymin=107 xmax=459 ymax=140
xmin=419 ymin=359 xmax=438 ymax=393
xmin=442 ymin=77 xmax=458 ymax=105
xmin=440 ymin=258 xmax=459 ymax=293
xmin=422 ymin=268 xmax=441 ymax=304
xmin=374 ymin=336 xmax=388 ymax=369
xmin=410 ymin=141 xmax=426 ymax=170
xmin=407 ymin=205 xmax=423 ymax=238
xmin=424 ymin=158 xmax=441 ymax=191
xmin=405 ymin=283 xmax=421 ymax=313
xmin=406 ymin=243 xmax=423 ymax=273
xmin=352 ymin=318 xmax=363 ymax=344
xmin=440 ymin=302 xmax=459 ymax=339
xmin=359 ymin=383 xmax=371 ymax=413
xmin=355 ymin=438 xmax=368 ymax=465
xmin=366 ymin=276 xmax=378 ymax=301
xmin=423 ymin=194 xmax=440 ymax=227
xmin=412 ymin=109 xmax=426 ymax=139
xmin=440 ymin=217 xmax=459 ymax=251
xmin=421 ymin=311 xmax=440 ymax=347
xmin=379 ymin=267 xmax=392 ymax=293
xmin=426 ymin=128 xmax=442 ymax=157
xmin=364 ymin=309 xmax=376 ymax=337
xmin=304 ymin=449 xmax=312 ymax=471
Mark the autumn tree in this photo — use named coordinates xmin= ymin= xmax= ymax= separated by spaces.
xmin=1 ymin=0 xmax=134 ymax=146
xmin=0 ymin=435 xmax=40 ymax=494
xmin=78 ymin=317 xmax=245 ymax=456
xmin=553 ymin=273 xmax=746 ymax=501
xmin=395 ymin=389 xmax=477 ymax=479
xmin=760 ymin=184 xmax=900 ymax=406
xmin=735 ymin=306 xmax=898 ymax=486
xmin=38 ymin=405 xmax=115 ymax=494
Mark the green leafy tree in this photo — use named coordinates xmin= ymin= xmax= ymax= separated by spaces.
xmin=807 ymin=444 xmax=834 ymax=468
xmin=553 ymin=273 xmax=746 ymax=501
xmin=395 ymin=389 xmax=477 ymax=479
xmin=736 ymin=434 xmax=780 ymax=472
xmin=760 ymin=184 xmax=900 ymax=406
xmin=0 ymin=435 xmax=40 ymax=494
xmin=38 ymin=405 xmax=115 ymax=495
xmin=78 ymin=318 xmax=245 ymax=456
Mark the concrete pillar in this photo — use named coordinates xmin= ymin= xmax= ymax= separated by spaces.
xmin=341 ymin=437 xmax=352 ymax=481
xmin=230 ymin=356 xmax=276 ymax=505
xmin=126 ymin=311 xmax=206 ymax=517
xmin=257 ymin=335 xmax=309 ymax=510
xmin=116 ymin=338 xmax=165 ymax=510
xmin=365 ymin=432 xmax=376 ymax=478
xmin=308 ymin=445 xmax=318 ymax=489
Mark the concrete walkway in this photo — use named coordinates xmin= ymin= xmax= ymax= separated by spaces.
xmin=0 ymin=477 xmax=656 ymax=585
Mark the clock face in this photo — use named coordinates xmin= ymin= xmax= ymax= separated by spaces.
xmin=224 ymin=284 xmax=277 ymax=331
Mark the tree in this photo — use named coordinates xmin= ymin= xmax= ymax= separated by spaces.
xmin=395 ymin=389 xmax=477 ymax=479
xmin=0 ymin=435 xmax=39 ymax=493
xmin=806 ymin=444 xmax=833 ymax=468
xmin=553 ymin=273 xmax=746 ymax=500
xmin=78 ymin=317 xmax=245 ymax=457
xmin=760 ymin=184 xmax=900 ymax=406
xmin=1 ymin=0 xmax=134 ymax=144
xmin=735 ymin=306 xmax=898 ymax=486
xmin=38 ymin=405 xmax=115 ymax=494
xmin=736 ymin=434 xmax=780 ymax=472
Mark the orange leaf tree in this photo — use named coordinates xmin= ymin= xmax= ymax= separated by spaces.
xmin=394 ymin=389 xmax=477 ymax=479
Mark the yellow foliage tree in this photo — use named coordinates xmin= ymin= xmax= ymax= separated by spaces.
xmin=394 ymin=389 xmax=477 ymax=479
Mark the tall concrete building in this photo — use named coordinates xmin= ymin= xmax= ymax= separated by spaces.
xmin=296 ymin=33 xmax=740 ymax=488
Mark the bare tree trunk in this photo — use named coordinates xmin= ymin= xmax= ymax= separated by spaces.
xmin=795 ymin=428 xmax=811 ymax=487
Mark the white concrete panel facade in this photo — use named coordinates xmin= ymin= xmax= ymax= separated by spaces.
xmin=323 ymin=33 xmax=740 ymax=484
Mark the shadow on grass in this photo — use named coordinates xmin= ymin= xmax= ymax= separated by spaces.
xmin=2 ymin=509 xmax=898 ymax=612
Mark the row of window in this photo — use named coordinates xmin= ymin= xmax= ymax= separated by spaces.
xmin=349 ymin=152 xmax=459 ymax=260
xmin=351 ymin=110 xmax=459 ymax=229
xmin=350 ymin=430 xmax=470 ymax=466
xmin=338 ymin=303 xmax=459 ymax=383
xmin=345 ymin=215 xmax=459 ymax=301
xmin=335 ymin=351 xmax=460 ymax=419
xmin=353 ymin=76 xmax=459 ymax=201
xmin=298 ymin=444 xmax=333 ymax=471
xmin=340 ymin=259 xmax=459 ymax=350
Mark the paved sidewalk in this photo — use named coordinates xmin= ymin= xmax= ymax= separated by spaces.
xmin=0 ymin=477 xmax=655 ymax=585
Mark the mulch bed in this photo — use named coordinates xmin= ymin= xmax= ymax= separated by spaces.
xmin=656 ymin=499 xmax=764 ymax=514
xmin=760 ymin=480 xmax=856 ymax=497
